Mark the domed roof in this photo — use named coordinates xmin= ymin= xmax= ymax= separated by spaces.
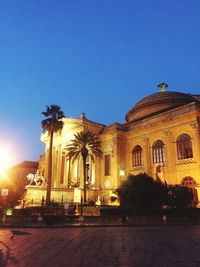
xmin=125 ymin=91 xmax=197 ymax=122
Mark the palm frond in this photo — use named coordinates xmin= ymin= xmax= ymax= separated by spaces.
xmin=41 ymin=105 xmax=65 ymax=133
xmin=66 ymin=130 xmax=102 ymax=160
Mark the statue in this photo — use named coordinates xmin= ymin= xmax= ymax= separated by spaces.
xmin=80 ymin=112 xmax=86 ymax=119
xmin=27 ymin=170 xmax=46 ymax=187
xmin=157 ymin=82 xmax=168 ymax=92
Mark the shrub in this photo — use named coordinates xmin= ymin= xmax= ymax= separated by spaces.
xmin=43 ymin=215 xmax=65 ymax=225
xmin=165 ymin=185 xmax=194 ymax=209
xmin=116 ymin=173 xmax=165 ymax=212
xmin=88 ymin=200 xmax=95 ymax=206
xmin=117 ymin=173 xmax=195 ymax=213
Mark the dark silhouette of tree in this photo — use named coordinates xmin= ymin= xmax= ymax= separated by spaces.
xmin=116 ymin=173 xmax=165 ymax=212
xmin=66 ymin=131 xmax=102 ymax=202
xmin=41 ymin=105 xmax=65 ymax=205
xmin=117 ymin=173 xmax=194 ymax=213
xmin=165 ymin=185 xmax=194 ymax=209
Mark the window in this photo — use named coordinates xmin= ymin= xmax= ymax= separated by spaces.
xmin=105 ymin=155 xmax=111 ymax=176
xmin=152 ymin=140 xmax=165 ymax=163
xmin=177 ymin=134 xmax=193 ymax=160
xmin=132 ymin=145 xmax=142 ymax=166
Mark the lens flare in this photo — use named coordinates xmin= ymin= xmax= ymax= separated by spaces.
xmin=0 ymin=148 xmax=11 ymax=177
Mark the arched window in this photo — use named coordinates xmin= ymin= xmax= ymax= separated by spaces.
xmin=152 ymin=140 xmax=165 ymax=163
xmin=177 ymin=134 xmax=193 ymax=160
xmin=132 ymin=145 xmax=142 ymax=167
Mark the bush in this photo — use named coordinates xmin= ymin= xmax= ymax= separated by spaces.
xmin=67 ymin=204 xmax=76 ymax=215
xmin=165 ymin=185 xmax=194 ymax=209
xmin=13 ymin=208 xmax=32 ymax=216
xmin=100 ymin=207 xmax=123 ymax=216
xmin=116 ymin=173 xmax=195 ymax=213
xmin=43 ymin=215 xmax=65 ymax=225
xmin=116 ymin=173 xmax=165 ymax=212
xmin=88 ymin=200 xmax=95 ymax=206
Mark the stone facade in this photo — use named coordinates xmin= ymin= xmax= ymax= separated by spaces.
xmin=26 ymin=89 xmax=200 ymax=205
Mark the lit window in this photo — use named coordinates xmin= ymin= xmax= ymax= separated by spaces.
xmin=152 ymin=140 xmax=165 ymax=163
xmin=132 ymin=145 xmax=142 ymax=166
xmin=177 ymin=134 xmax=193 ymax=160
xmin=105 ymin=155 xmax=111 ymax=176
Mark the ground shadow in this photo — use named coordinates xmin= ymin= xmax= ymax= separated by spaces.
xmin=0 ymin=241 xmax=18 ymax=266
xmin=0 ymin=230 xmax=32 ymax=266
xmin=0 ymin=249 xmax=6 ymax=267
xmin=10 ymin=229 xmax=32 ymax=236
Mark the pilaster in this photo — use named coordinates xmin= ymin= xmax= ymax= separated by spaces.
xmin=143 ymin=136 xmax=151 ymax=175
xmin=191 ymin=122 xmax=200 ymax=166
xmin=164 ymin=130 xmax=176 ymax=183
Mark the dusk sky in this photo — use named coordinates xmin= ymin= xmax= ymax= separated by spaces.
xmin=1 ymin=0 xmax=200 ymax=166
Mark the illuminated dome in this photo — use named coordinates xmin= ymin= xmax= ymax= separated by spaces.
xmin=125 ymin=91 xmax=196 ymax=122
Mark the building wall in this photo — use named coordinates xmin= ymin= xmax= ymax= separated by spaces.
xmin=127 ymin=104 xmax=200 ymax=185
xmin=8 ymin=161 xmax=38 ymax=186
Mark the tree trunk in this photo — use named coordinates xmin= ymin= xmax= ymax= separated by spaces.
xmin=83 ymin=156 xmax=87 ymax=203
xmin=46 ymin=131 xmax=53 ymax=206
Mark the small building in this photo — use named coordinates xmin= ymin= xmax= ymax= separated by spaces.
xmin=7 ymin=161 xmax=39 ymax=206
xmin=8 ymin=161 xmax=39 ymax=183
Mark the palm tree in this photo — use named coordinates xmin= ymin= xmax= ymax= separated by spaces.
xmin=66 ymin=131 xmax=102 ymax=203
xmin=41 ymin=105 xmax=65 ymax=205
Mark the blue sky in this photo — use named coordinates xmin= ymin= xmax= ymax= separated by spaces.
xmin=1 ymin=0 xmax=200 ymax=165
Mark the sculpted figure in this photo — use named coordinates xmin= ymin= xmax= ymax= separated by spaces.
xmin=27 ymin=170 xmax=46 ymax=187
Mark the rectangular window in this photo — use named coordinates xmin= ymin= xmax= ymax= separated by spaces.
xmin=153 ymin=147 xmax=165 ymax=163
xmin=132 ymin=152 xmax=142 ymax=166
xmin=105 ymin=155 xmax=111 ymax=176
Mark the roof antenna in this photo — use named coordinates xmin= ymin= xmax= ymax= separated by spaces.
xmin=158 ymin=82 xmax=168 ymax=92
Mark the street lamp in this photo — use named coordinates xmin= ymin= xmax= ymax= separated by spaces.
xmin=119 ymin=169 xmax=125 ymax=179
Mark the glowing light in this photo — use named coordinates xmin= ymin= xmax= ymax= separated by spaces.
xmin=95 ymin=195 xmax=101 ymax=206
xmin=6 ymin=208 xmax=13 ymax=216
xmin=119 ymin=169 xmax=125 ymax=176
xmin=0 ymin=148 xmax=11 ymax=177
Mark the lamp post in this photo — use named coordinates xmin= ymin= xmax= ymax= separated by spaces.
xmin=119 ymin=169 xmax=125 ymax=181
xmin=1 ymin=189 xmax=8 ymax=223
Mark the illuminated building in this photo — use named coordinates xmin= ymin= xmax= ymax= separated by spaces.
xmin=26 ymin=85 xmax=200 ymax=205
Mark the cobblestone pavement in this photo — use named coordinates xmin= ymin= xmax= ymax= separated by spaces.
xmin=0 ymin=226 xmax=200 ymax=267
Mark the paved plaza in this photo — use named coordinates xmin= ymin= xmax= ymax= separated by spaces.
xmin=0 ymin=225 xmax=200 ymax=266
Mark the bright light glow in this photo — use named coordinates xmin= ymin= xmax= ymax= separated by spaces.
xmin=119 ymin=169 xmax=125 ymax=176
xmin=0 ymin=148 xmax=11 ymax=177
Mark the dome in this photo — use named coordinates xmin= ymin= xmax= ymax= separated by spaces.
xmin=125 ymin=91 xmax=196 ymax=122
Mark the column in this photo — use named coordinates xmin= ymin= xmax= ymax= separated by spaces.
xmin=67 ymin=158 xmax=71 ymax=188
xmin=191 ymin=122 xmax=200 ymax=166
xmin=143 ymin=136 xmax=151 ymax=175
xmin=190 ymin=122 xmax=200 ymax=204
xmin=164 ymin=130 xmax=176 ymax=184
